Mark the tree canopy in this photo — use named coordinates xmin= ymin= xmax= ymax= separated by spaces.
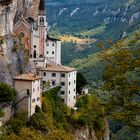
xmin=0 ymin=83 xmax=16 ymax=104
xmin=101 ymin=34 xmax=140 ymax=128
xmin=76 ymin=72 xmax=87 ymax=94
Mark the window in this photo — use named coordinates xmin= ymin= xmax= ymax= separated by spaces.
xmin=61 ymin=73 xmax=65 ymax=78
xmin=74 ymin=80 xmax=76 ymax=84
xmin=52 ymin=43 xmax=55 ymax=46
xmin=74 ymin=88 xmax=76 ymax=92
xmin=43 ymin=81 xmax=46 ymax=84
xmin=62 ymin=99 xmax=65 ymax=102
xmin=47 ymin=51 xmax=49 ymax=54
xmin=74 ymin=96 xmax=76 ymax=99
xmin=32 ymin=99 xmax=35 ymax=103
xmin=34 ymin=45 xmax=36 ymax=48
xmin=33 ymin=88 xmax=35 ymax=92
xmin=52 ymin=57 xmax=54 ymax=60
xmin=69 ymin=74 xmax=70 ymax=77
xmin=69 ymin=82 xmax=71 ymax=85
xmin=38 ymin=87 xmax=39 ymax=91
xmin=27 ymin=89 xmax=30 ymax=95
xmin=61 ymin=91 xmax=65 ymax=95
xmin=37 ymin=97 xmax=40 ymax=101
xmin=47 ymin=43 xmax=49 ymax=46
xmin=52 ymin=73 xmax=56 ymax=77
xmin=69 ymin=91 xmax=70 ymax=94
xmin=43 ymin=72 xmax=46 ymax=76
xmin=61 ymin=82 xmax=65 ymax=86
xmin=52 ymin=51 xmax=54 ymax=54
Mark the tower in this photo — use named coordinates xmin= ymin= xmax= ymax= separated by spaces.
xmin=38 ymin=0 xmax=47 ymax=57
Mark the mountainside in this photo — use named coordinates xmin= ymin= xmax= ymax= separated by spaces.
xmin=46 ymin=0 xmax=140 ymax=85
xmin=46 ymin=0 xmax=140 ymax=40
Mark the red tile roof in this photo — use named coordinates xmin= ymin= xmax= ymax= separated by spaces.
xmin=37 ymin=64 xmax=76 ymax=72
xmin=14 ymin=73 xmax=40 ymax=81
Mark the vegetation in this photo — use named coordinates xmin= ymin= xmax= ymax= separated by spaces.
xmin=0 ymin=86 xmax=108 ymax=139
xmin=0 ymin=83 xmax=16 ymax=104
xmin=76 ymin=72 xmax=87 ymax=94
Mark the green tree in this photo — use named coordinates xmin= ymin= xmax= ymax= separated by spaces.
xmin=76 ymin=72 xmax=87 ymax=94
xmin=0 ymin=83 xmax=16 ymax=104
xmin=101 ymin=38 xmax=140 ymax=127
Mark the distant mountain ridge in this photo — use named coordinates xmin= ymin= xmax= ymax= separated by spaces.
xmin=46 ymin=0 xmax=140 ymax=40
xmin=46 ymin=0 xmax=140 ymax=88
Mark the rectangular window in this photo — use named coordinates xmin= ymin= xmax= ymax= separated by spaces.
xmin=47 ymin=43 xmax=49 ymax=46
xmin=43 ymin=81 xmax=46 ymax=85
xmin=74 ymin=88 xmax=76 ymax=92
xmin=52 ymin=43 xmax=55 ymax=46
xmin=62 ymin=99 xmax=65 ymax=102
xmin=27 ymin=89 xmax=30 ymax=95
xmin=52 ymin=51 xmax=54 ymax=54
xmin=43 ymin=72 xmax=46 ymax=76
xmin=37 ymin=97 xmax=40 ymax=101
xmin=33 ymin=88 xmax=35 ymax=92
xmin=61 ymin=91 xmax=65 ymax=95
xmin=52 ymin=73 xmax=56 ymax=77
xmin=61 ymin=82 xmax=65 ymax=86
xmin=47 ymin=51 xmax=49 ymax=54
xmin=61 ymin=73 xmax=65 ymax=77
xmin=32 ymin=99 xmax=35 ymax=103
xmin=74 ymin=80 xmax=76 ymax=84
xmin=69 ymin=91 xmax=70 ymax=94
xmin=69 ymin=82 xmax=71 ymax=85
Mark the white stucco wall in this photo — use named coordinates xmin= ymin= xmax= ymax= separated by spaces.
xmin=45 ymin=40 xmax=61 ymax=64
xmin=39 ymin=70 xmax=76 ymax=107
xmin=14 ymin=79 xmax=41 ymax=117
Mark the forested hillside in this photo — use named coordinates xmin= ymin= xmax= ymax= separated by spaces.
xmin=46 ymin=0 xmax=140 ymax=86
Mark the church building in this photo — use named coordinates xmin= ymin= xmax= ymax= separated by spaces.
xmin=13 ymin=0 xmax=77 ymax=108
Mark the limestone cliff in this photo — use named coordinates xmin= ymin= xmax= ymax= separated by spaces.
xmin=0 ymin=0 xmax=40 ymax=84
xmin=0 ymin=0 xmax=39 ymax=36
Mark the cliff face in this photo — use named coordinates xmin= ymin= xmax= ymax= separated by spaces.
xmin=0 ymin=0 xmax=40 ymax=84
xmin=0 ymin=0 xmax=39 ymax=36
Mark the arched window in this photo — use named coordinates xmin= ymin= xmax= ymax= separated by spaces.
xmin=19 ymin=32 xmax=25 ymax=38
xmin=40 ymin=17 xmax=44 ymax=25
xmin=33 ymin=50 xmax=37 ymax=58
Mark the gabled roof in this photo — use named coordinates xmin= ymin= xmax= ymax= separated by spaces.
xmin=37 ymin=64 xmax=76 ymax=73
xmin=39 ymin=0 xmax=45 ymax=11
xmin=14 ymin=73 xmax=41 ymax=81
xmin=46 ymin=35 xmax=61 ymax=42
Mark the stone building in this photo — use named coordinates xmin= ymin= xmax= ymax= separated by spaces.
xmin=37 ymin=64 xmax=77 ymax=107
xmin=45 ymin=36 xmax=61 ymax=65
xmin=13 ymin=0 xmax=77 ymax=108
xmin=14 ymin=73 xmax=42 ymax=117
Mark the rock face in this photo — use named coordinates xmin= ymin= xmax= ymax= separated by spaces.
xmin=0 ymin=0 xmax=40 ymax=84
xmin=0 ymin=0 xmax=39 ymax=36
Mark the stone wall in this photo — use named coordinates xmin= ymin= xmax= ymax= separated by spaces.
xmin=0 ymin=103 xmax=14 ymax=126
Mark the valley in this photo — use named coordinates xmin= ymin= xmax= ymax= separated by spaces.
xmin=46 ymin=0 xmax=140 ymax=85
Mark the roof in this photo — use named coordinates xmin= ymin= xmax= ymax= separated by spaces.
xmin=37 ymin=64 xmax=76 ymax=73
xmin=39 ymin=0 xmax=45 ymax=11
xmin=14 ymin=73 xmax=41 ymax=81
xmin=46 ymin=35 xmax=61 ymax=42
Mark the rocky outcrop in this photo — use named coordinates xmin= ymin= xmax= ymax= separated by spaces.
xmin=75 ymin=119 xmax=110 ymax=140
xmin=0 ymin=0 xmax=39 ymax=84
xmin=0 ymin=0 xmax=39 ymax=36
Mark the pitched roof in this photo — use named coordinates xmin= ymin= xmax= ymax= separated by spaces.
xmin=39 ymin=0 xmax=45 ymax=11
xmin=37 ymin=64 xmax=76 ymax=73
xmin=46 ymin=35 xmax=61 ymax=42
xmin=14 ymin=73 xmax=40 ymax=81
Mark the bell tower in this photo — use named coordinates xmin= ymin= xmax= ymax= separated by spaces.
xmin=38 ymin=0 xmax=47 ymax=57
